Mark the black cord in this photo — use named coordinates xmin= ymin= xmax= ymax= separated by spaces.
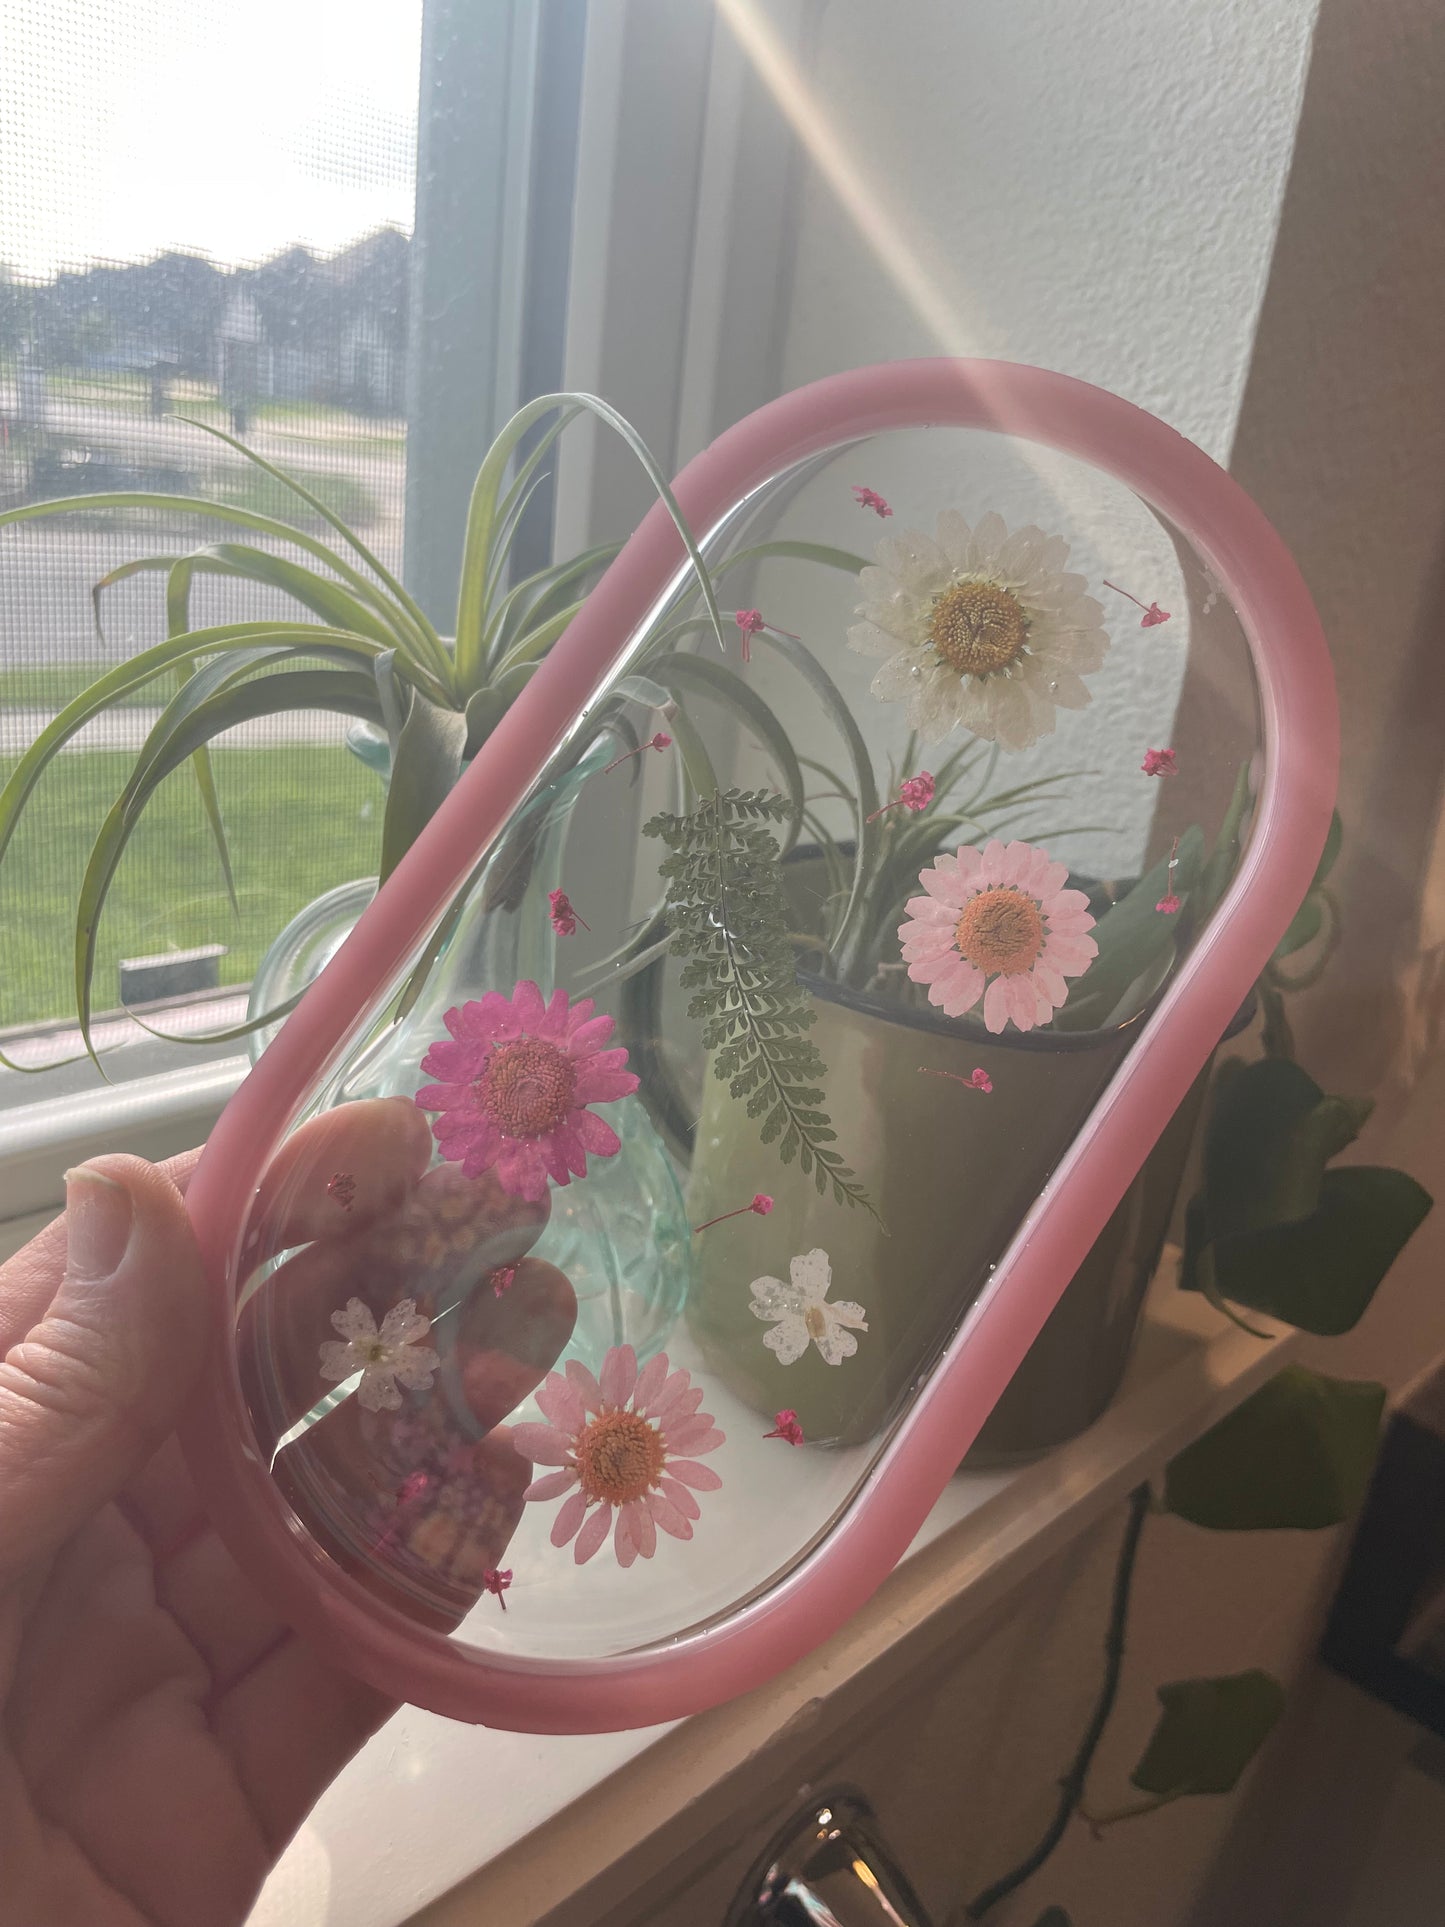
xmin=955 ymin=1481 xmax=1152 ymax=1922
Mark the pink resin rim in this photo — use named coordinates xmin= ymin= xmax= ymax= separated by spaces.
xmin=179 ymin=358 xmax=1337 ymax=1734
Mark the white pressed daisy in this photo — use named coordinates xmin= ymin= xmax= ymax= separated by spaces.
xmin=749 ymin=1249 xmax=868 ymax=1367
xmin=848 ymin=510 xmax=1109 ymax=750
xmin=318 ymin=1297 xmax=441 ymax=1413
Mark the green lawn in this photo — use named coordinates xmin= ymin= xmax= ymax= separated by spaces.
xmin=0 ymin=745 xmax=382 ymax=1029
xmin=0 ymin=657 xmax=364 ymax=712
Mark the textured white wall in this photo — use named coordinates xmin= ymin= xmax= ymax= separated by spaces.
xmin=736 ymin=0 xmax=1320 ymax=874
xmin=776 ymin=0 xmax=1319 ymax=456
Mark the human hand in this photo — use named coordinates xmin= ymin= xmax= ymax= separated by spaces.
xmin=0 ymin=1151 xmax=395 ymax=1927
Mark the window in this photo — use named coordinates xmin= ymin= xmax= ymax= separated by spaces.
xmin=0 ymin=0 xmax=582 ymax=1212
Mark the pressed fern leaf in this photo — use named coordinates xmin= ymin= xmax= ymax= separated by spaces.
xmin=643 ymin=788 xmax=882 ymax=1224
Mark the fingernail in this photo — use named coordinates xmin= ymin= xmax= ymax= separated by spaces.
xmin=64 ymin=1165 xmax=135 ymax=1281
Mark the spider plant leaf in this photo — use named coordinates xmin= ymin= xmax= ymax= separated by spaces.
xmin=454 ymin=392 xmax=730 ymax=695
xmin=0 ymin=490 xmax=433 ymax=661
xmin=649 ymin=651 xmax=806 ymax=845
xmin=1197 ymin=761 xmax=1253 ymax=918
xmin=89 ymin=543 xmax=405 ymax=649
xmin=171 ymin=415 xmax=451 ymax=689
xmin=495 ymin=597 xmax=587 ymax=676
xmin=1051 ymin=827 xmax=1205 ymax=1031
xmin=487 ymin=540 xmax=623 ymax=667
xmin=660 ymin=695 xmax=718 ymax=797
xmin=756 ymin=629 xmax=880 ymax=973
xmin=118 ymin=987 xmax=306 ymax=1049
xmin=72 ymin=668 xmax=384 ymax=1064
xmin=379 ymin=692 xmax=471 ymax=884
xmin=454 ymin=401 xmax=583 ymax=691
xmin=0 ymin=623 xmax=383 ymax=879
xmin=164 ymin=558 xmax=238 ymax=915
xmin=707 ymin=538 xmax=867 ymax=583
xmin=463 ymin=665 xmax=528 ymax=760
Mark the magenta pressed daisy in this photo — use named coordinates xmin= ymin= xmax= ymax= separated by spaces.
xmin=512 ymin=1345 xmax=724 ymax=1568
xmin=416 ymin=980 xmax=639 ymax=1202
xmin=898 ymin=838 xmax=1097 ymax=1033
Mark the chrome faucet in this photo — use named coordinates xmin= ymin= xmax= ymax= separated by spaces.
xmin=725 ymin=1787 xmax=933 ymax=1927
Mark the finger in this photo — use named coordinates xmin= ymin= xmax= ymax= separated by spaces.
xmin=212 ymin=1632 xmax=394 ymax=1854
xmin=237 ymin=1169 xmax=552 ymax=1453
xmin=241 ymin=1096 xmax=434 ymax=1264
xmin=0 ymin=1157 xmax=208 ymax=1576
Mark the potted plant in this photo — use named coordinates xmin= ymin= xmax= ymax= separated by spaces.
xmin=0 ymin=421 xmax=1284 ymax=1454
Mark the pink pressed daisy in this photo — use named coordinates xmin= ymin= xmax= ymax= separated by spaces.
xmin=898 ymin=838 xmax=1097 ymax=1033
xmin=512 ymin=1345 xmax=725 ymax=1568
xmin=417 ymin=981 xmax=639 ymax=1202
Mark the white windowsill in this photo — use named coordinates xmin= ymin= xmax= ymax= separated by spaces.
xmin=248 ymin=1258 xmax=1298 ymax=1927
xmin=0 ymin=1053 xmax=248 ymax=1230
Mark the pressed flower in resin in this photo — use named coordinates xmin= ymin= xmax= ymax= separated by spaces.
xmin=513 ymin=1346 xmax=724 ymax=1567
xmin=481 ymin=1567 xmax=513 ymax=1609
xmin=318 ymin=1297 xmax=440 ymax=1413
xmin=898 ymin=838 xmax=1097 ymax=1034
xmin=750 ymin=1248 xmax=869 ymax=1367
xmin=692 ymin=1192 xmax=774 ymax=1234
xmin=765 ymin=1409 xmax=806 ymax=1446
xmin=1104 ymin=578 xmax=1172 ymax=627
xmin=732 ymin=607 xmax=799 ymax=664
xmin=603 ymin=730 xmax=672 ymax=775
xmin=868 ymin=770 xmax=935 ymax=822
xmin=548 ymin=888 xmax=588 ymax=936
xmin=849 ymin=511 xmax=1108 ymax=749
xmin=417 ymin=981 xmax=639 ymax=1202
xmin=852 ymin=484 xmax=893 ymax=517
xmin=1141 ymin=747 xmax=1178 ymax=778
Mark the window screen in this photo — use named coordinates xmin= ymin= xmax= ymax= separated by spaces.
xmin=0 ymin=0 xmax=423 ymax=1049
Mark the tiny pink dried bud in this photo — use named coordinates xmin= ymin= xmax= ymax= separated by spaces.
xmin=1141 ymin=747 xmax=1178 ymax=778
xmin=548 ymin=888 xmax=588 ymax=936
xmin=1141 ymin=602 xmax=1171 ymax=627
xmin=602 ymin=731 xmax=674 ymax=775
xmin=867 ymin=770 xmax=936 ymax=822
xmin=764 ymin=1408 xmax=805 ymax=1447
xmin=490 ymin=1263 xmax=519 ymax=1298
xmin=1155 ymin=893 xmax=1182 ymax=915
xmin=734 ymin=607 xmax=764 ymax=664
xmin=481 ymin=1566 xmax=513 ymax=1609
xmin=694 ymin=1193 xmax=773 ymax=1233
xmin=968 ymin=1068 xmax=993 ymax=1093
xmin=852 ymin=484 xmax=893 ymax=518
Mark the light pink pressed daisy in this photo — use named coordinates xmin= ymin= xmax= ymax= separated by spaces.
xmin=899 ymin=838 xmax=1097 ymax=1033
xmin=512 ymin=1345 xmax=725 ymax=1568
xmin=417 ymin=980 xmax=639 ymax=1202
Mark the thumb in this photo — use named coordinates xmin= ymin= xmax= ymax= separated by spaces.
xmin=0 ymin=1156 xmax=208 ymax=1574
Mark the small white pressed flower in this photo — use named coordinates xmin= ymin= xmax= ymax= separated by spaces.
xmin=318 ymin=1297 xmax=440 ymax=1413
xmin=749 ymin=1249 xmax=868 ymax=1367
xmin=848 ymin=510 xmax=1108 ymax=750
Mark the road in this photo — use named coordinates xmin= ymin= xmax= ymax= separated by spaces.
xmin=0 ymin=522 xmax=403 ymax=663
xmin=1 ymin=383 xmax=406 ymax=671
xmin=1 ymin=704 xmax=355 ymax=757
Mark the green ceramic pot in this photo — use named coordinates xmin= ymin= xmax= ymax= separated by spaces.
xmin=684 ymin=972 xmax=1166 ymax=1449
